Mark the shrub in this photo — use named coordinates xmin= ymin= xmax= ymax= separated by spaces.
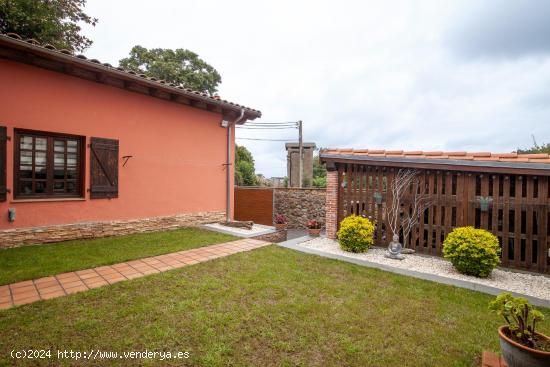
xmin=442 ymin=227 xmax=500 ymax=277
xmin=337 ymin=215 xmax=375 ymax=253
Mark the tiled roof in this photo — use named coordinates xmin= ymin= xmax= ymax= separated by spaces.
xmin=0 ymin=32 xmax=261 ymax=118
xmin=320 ymin=149 xmax=550 ymax=165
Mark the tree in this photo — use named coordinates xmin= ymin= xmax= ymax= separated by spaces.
xmin=312 ymin=153 xmax=327 ymax=188
xmin=235 ymin=145 xmax=257 ymax=186
xmin=0 ymin=0 xmax=97 ymax=52
xmin=119 ymin=46 xmax=222 ymax=94
xmin=517 ymin=135 xmax=550 ymax=154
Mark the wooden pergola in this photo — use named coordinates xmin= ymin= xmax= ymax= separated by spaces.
xmin=321 ymin=149 xmax=550 ymax=274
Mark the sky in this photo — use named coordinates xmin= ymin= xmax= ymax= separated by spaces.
xmin=81 ymin=0 xmax=550 ymax=178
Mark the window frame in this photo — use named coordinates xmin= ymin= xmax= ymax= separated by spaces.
xmin=13 ymin=129 xmax=85 ymax=199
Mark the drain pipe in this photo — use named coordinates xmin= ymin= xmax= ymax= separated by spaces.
xmin=226 ymin=108 xmax=246 ymax=221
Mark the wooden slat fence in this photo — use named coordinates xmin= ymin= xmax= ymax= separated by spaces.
xmin=337 ymin=163 xmax=549 ymax=274
xmin=234 ymin=187 xmax=273 ymax=225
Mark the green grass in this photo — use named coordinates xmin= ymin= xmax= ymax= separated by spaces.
xmin=0 ymin=228 xmax=237 ymax=285
xmin=1 ymin=246 xmax=548 ymax=366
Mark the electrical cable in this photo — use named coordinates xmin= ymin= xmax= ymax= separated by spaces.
xmin=236 ymin=137 xmax=297 ymax=141
xmin=236 ymin=127 xmax=297 ymax=130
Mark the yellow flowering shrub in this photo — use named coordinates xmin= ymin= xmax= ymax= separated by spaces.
xmin=442 ymin=227 xmax=501 ymax=278
xmin=337 ymin=215 xmax=375 ymax=253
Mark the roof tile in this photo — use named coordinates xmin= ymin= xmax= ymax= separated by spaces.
xmin=0 ymin=32 xmax=261 ymax=117
xmin=494 ymin=153 xmax=517 ymax=158
xmin=319 ymin=148 xmax=550 ymax=166
xmin=519 ymin=153 xmax=548 ymax=159
xmin=447 ymin=152 xmax=467 ymax=156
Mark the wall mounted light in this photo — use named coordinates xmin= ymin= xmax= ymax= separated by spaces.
xmin=8 ymin=208 xmax=15 ymax=222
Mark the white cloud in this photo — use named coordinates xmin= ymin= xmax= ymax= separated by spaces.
xmin=81 ymin=0 xmax=550 ymax=177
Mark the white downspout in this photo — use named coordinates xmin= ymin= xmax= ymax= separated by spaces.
xmin=226 ymin=108 xmax=246 ymax=221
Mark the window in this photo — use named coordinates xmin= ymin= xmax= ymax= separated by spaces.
xmin=14 ymin=130 xmax=84 ymax=198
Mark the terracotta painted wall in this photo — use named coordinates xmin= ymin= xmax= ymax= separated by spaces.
xmin=0 ymin=60 xmax=234 ymax=229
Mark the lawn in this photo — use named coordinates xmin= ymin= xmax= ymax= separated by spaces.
xmin=0 ymin=228 xmax=236 ymax=285
xmin=1 ymin=246 xmax=548 ymax=366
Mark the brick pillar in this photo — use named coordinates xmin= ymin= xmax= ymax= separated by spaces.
xmin=325 ymin=169 xmax=338 ymax=239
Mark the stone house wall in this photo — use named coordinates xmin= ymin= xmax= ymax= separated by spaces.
xmin=0 ymin=211 xmax=225 ymax=249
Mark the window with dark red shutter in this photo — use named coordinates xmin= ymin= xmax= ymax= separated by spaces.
xmin=0 ymin=126 xmax=7 ymax=202
xmin=90 ymin=137 xmax=119 ymax=199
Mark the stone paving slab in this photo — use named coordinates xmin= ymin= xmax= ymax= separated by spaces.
xmin=0 ymin=238 xmax=269 ymax=310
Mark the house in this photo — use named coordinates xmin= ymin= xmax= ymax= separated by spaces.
xmin=320 ymin=148 xmax=550 ymax=274
xmin=270 ymin=177 xmax=286 ymax=187
xmin=0 ymin=33 xmax=261 ymax=248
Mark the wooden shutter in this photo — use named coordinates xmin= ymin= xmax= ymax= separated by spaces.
xmin=90 ymin=137 xmax=119 ymax=199
xmin=0 ymin=126 xmax=6 ymax=202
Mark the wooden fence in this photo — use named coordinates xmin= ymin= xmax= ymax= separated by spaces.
xmin=234 ymin=187 xmax=273 ymax=225
xmin=337 ymin=163 xmax=550 ymax=274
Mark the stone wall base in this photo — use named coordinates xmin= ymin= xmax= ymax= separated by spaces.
xmin=252 ymin=229 xmax=287 ymax=243
xmin=0 ymin=211 xmax=226 ymax=249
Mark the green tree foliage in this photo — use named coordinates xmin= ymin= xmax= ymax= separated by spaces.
xmin=517 ymin=136 xmax=550 ymax=154
xmin=119 ymin=46 xmax=222 ymax=94
xmin=0 ymin=0 xmax=97 ymax=52
xmin=312 ymin=153 xmax=327 ymax=188
xmin=235 ymin=145 xmax=257 ymax=186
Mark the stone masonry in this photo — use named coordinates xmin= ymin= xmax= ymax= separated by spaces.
xmin=0 ymin=211 xmax=225 ymax=249
xmin=252 ymin=229 xmax=287 ymax=243
xmin=325 ymin=170 xmax=338 ymax=239
xmin=273 ymin=188 xmax=326 ymax=229
xmin=285 ymin=142 xmax=316 ymax=187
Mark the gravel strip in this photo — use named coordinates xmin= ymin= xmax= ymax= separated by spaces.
xmin=299 ymin=237 xmax=550 ymax=301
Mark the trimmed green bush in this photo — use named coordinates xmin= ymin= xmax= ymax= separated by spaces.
xmin=442 ymin=227 xmax=501 ymax=278
xmin=337 ymin=215 xmax=375 ymax=253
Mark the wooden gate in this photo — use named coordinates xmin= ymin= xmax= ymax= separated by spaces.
xmin=234 ymin=187 xmax=273 ymax=225
xmin=337 ymin=163 xmax=550 ymax=274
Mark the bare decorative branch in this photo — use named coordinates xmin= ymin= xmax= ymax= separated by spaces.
xmin=387 ymin=169 xmax=433 ymax=248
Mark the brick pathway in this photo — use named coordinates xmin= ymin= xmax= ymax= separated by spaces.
xmin=481 ymin=351 xmax=508 ymax=367
xmin=0 ymin=238 xmax=269 ymax=310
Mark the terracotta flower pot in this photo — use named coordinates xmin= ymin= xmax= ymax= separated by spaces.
xmin=275 ymin=223 xmax=287 ymax=230
xmin=308 ymin=228 xmax=321 ymax=237
xmin=498 ymin=326 xmax=550 ymax=367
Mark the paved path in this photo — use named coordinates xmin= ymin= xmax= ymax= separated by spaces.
xmin=0 ymin=238 xmax=269 ymax=310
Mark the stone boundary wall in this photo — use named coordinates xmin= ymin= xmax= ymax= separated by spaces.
xmin=273 ymin=188 xmax=326 ymax=229
xmin=0 ymin=211 xmax=225 ymax=248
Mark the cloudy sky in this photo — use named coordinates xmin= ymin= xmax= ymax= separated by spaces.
xmin=81 ymin=0 xmax=550 ymax=177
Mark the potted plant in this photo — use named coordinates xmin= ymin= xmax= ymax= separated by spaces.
xmin=307 ymin=219 xmax=322 ymax=237
xmin=274 ymin=214 xmax=288 ymax=230
xmin=489 ymin=293 xmax=550 ymax=367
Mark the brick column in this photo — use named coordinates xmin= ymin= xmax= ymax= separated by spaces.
xmin=325 ymin=169 xmax=338 ymax=239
